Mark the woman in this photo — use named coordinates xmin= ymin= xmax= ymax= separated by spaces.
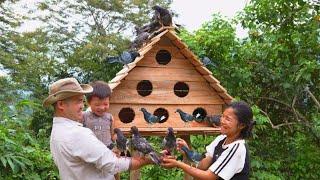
xmin=161 ymin=101 xmax=255 ymax=180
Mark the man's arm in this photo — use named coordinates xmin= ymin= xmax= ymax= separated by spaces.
xmin=129 ymin=156 xmax=154 ymax=170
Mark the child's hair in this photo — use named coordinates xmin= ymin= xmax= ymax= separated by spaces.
xmin=86 ymin=81 xmax=112 ymax=102
xmin=228 ymin=101 xmax=255 ymax=139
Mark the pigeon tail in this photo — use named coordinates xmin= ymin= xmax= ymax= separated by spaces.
xmin=107 ymin=56 xmax=120 ymax=63
xmin=149 ymin=151 xmax=161 ymax=165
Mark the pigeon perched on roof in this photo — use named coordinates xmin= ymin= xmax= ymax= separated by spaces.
xmin=140 ymin=108 xmax=160 ymax=124
xmin=130 ymin=126 xmax=161 ymax=165
xmin=162 ymin=127 xmax=177 ymax=155
xmin=114 ymin=128 xmax=128 ymax=156
xmin=200 ymin=56 xmax=216 ymax=67
xmin=130 ymin=31 xmax=150 ymax=50
xmin=205 ymin=115 xmax=221 ymax=127
xmin=181 ymin=146 xmax=205 ymax=164
xmin=152 ymin=5 xmax=172 ymax=27
xmin=176 ymin=109 xmax=194 ymax=123
xmin=106 ymin=50 xmax=140 ymax=69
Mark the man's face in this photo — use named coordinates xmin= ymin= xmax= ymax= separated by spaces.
xmin=88 ymin=96 xmax=110 ymax=117
xmin=59 ymin=95 xmax=84 ymax=121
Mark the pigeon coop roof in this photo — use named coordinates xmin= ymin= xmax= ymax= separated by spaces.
xmin=108 ymin=27 xmax=233 ymax=136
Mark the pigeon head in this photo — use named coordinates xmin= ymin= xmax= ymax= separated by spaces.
xmin=167 ymin=127 xmax=174 ymax=134
xmin=130 ymin=126 xmax=140 ymax=136
xmin=175 ymin=109 xmax=182 ymax=113
xmin=140 ymin=108 xmax=147 ymax=112
xmin=152 ymin=5 xmax=161 ymax=11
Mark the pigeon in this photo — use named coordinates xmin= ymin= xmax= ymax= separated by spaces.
xmin=114 ymin=128 xmax=128 ymax=156
xmin=107 ymin=50 xmax=140 ymax=69
xmin=175 ymin=109 xmax=194 ymax=123
xmin=205 ymin=115 xmax=221 ymax=127
xmin=152 ymin=5 xmax=172 ymax=27
xmin=200 ymin=56 xmax=216 ymax=67
xmin=181 ymin=146 xmax=205 ymax=164
xmin=130 ymin=126 xmax=161 ymax=165
xmin=140 ymin=108 xmax=160 ymax=124
xmin=107 ymin=143 xmax=115 ymax=150
xmin=130 ymin=31 xmax=150 ymax=50
xmin=162 ymin=127 xmax=177 ymax=155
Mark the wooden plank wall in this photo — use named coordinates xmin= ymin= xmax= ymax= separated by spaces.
xmin=109 ymin=37 xmax=225 ymax=132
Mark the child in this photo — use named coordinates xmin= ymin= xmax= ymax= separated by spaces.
xmin=161 ymin=101 xmax=255 ymax=180
xmin=83 ymin=81 xmax=114 ymax=148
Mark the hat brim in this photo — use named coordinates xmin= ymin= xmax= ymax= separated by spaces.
xmin=43 ymin=84 xmax=93 ymax=107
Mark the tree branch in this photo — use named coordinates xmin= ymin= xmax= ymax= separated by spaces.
xmin=305 ymin=87 xmax=320 ymax=110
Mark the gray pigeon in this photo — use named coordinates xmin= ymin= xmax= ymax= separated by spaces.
xmin=176 ymin=109 xmax=194 ymax=123
xmin=114 ymin=128 xmax=128 ymax=156
xmin=152 ymin=5 xmax=172 ymax=27
xmin=162 ymin=127 xmax=177 ymax=155
xmin=201 ymin=56 xmax=216 ymax=67
xmin=130 ymin=31 xmax=150 ymax=50
xmin=181 ymin=146 xmax=205 ymax=164
xmin=130 ymin=126 xmax=161 ymax=165
xmin=107 ymin=51 xmax=140 ymax=69
xmin=140 ymin=108 xmax=160 ymax=124
xmin=205 ymin=115 xmax=221 ymax=127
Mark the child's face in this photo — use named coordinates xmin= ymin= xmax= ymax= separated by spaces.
xmin=88 ymin=96 xmax=110 ymax=117
xmin=220 ymin=107 xmax=244 ymax=137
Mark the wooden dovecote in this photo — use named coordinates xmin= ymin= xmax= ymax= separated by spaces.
xmin=108 ymin=27 xmax=233 ymax=136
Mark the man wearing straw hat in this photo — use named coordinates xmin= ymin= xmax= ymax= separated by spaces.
xmin=44 ymin=78 xmax=152 ymax=180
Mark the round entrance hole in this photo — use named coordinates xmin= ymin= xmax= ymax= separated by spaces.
xmin=137 ymin=80 xmax=153 ymax=97
xmin=119 ymin=107 xmax=135 ymax=123
xmin=193 ymin=107 xmax=207 ymax=122
xmin=174 ymin=82 xmax=189 ymax=97
xmin=153 ymin=108 xmax=169 ymax=123
xmin=156 ymin=50 xmax=171 ymax=65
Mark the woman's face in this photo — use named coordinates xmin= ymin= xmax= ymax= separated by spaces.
xmin=220 ymin=107 xmax=244 ymax=137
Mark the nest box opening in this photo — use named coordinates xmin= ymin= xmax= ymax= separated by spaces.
xmin=193 ymin=107 xmax=207 ymax=121
xmin=174 ymin=81 xmax=189 ymax=97
xmin=153 ymin=108 xmax=169 ymax=123
xmin=156 ymin=49 xmax=171 ymax=65
xmin=137 ymin=80 xmax=153 ymax=97
xmin=119 ymin=107 xmax=135 ymax=123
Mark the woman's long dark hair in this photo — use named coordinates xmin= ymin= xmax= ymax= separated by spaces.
xmin=228 ymin=101 xmax=255 ymax=139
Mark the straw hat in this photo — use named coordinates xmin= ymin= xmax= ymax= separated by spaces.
xmin=43 ymin=78 xmax=93 ymax=107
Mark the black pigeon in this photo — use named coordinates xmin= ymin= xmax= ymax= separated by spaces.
xmin=176 ymin=109 xmax=194 ymax=123
xmin=181 ymin=146 xmax=205 ymax=164
xmin=205 ymin=115 xmax=221 ymax=127
xmin=107 ymin=51 xmax=140 ymax=69
xmin=114 ymin=128 xmax=128 ymax=156
xmin=140 ymin=108 xmax=160 ymax=124
xmin=201 ymin=56 xmax=216 ymax=67
xmin=107 ymin=143 xmax=115 ymax=150
xmin=162 ymin=127 xmax=177 ymax=155
xmin=130 ymin=126 xmax=161 ymax=165
xmin=130 ymin=31 xmax=150 ymax=50
xmin=152 ymin=5 xmax=172 ymax=27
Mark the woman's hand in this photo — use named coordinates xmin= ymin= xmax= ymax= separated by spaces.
xmin=176 ymin=138 xmax=189 ymax=155
xmin=161 ymin=156 xmax=180 ymax=169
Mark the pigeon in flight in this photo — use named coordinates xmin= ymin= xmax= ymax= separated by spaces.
xmin=107 ymin=50 xmax=140 ymax=69
xmin=130 ymin=126 xmax=161 ymax=165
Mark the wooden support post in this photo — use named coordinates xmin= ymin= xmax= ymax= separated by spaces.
xmin=181 ymin=135 xmax=193 ymax=180
xmin=130 ymin=150 xmax=140 ymax=180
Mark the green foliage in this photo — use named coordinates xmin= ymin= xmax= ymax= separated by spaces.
xmin=0 ymin=100 xmax=58 ymax=179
